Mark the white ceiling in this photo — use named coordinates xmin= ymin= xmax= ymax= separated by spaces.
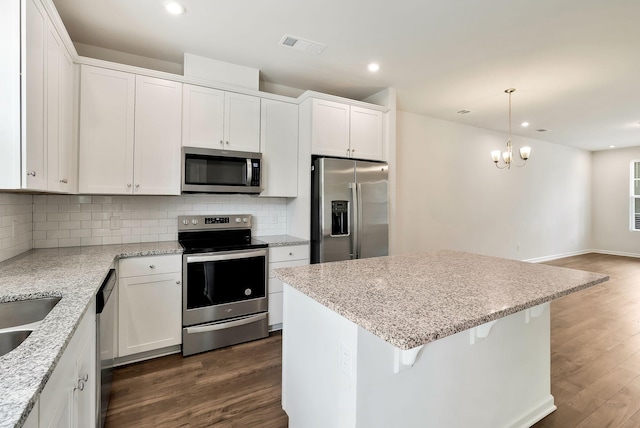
xmin=52 ymin=0 xmax=640 ymax=151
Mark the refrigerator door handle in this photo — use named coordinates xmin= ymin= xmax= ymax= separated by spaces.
xmin=356 ymin=183 xmax=363 ymax=259
xmin=350 ymin=182 xmax=359 ymax=259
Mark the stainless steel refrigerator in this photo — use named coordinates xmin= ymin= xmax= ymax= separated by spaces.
xmin=311 ymin=157 xmax=389 ymax=264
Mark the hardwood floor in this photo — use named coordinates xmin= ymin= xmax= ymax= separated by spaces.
xmin=106 ymin=253 xmax=640 ymax=428
xmin=534 ymin=253 xmax=640 ymax=428
xmin=105 ymin=333 xmax=288 ymax=428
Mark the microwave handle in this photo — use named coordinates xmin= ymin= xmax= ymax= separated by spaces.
xmin=246 ymin=159 xmax=252 ymax=185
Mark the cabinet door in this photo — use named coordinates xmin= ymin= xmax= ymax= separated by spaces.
xmin=182 ymin=84 xmax=224 ymax=149
xmin=24 ymin=0 xmax=48 ymax=190
xmin=349 ymin=106 xmax=383 ymax=161
xmin=57 ymin=50 xmax=75 ymax=192
xmin=79 ymin=65 xmax=135 ymax=194
xmin=119 ymin=272 xmax=182 ymax=357
xmin=45 ymin=23 xmax=63 ymax=192
xmin=74 ymin=329 xmax=95 ymax=428
xmin=310 ymin=99 xmax=350 ymax=158
xmin=224 ymin=92 xmax=261 ymax=152
xmin=134 ymin=76 xmax=182 ymax=195
xmin=260 ymin=99 xmax=298 ymax=197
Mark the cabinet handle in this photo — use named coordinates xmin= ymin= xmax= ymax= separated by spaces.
xmin=27 ymin=171 xmax=36 ymax=177
xmin=74 ymin=373 xmax=88 ymax=391
xmin=149 ymin=265 xmax=156 ymax=269
xmin=220 ymin=140 xmax=224 ymax=145
xmin=59 ymin=178 xmax=68 ymax=184
xmin=176 ymin=280 xmax=181 ymax=285
xmin=346 ymin=149 xmax=350 ymax=157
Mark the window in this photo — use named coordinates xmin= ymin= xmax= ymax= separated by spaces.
xmin=633 ymin=161 xmax=640 ymax=231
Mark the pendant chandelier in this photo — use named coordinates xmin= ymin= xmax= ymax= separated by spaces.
xmin=491 ymin=88 xmax=531 ymax=169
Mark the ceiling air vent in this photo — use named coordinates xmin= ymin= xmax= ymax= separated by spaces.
xmin=457 ymin=109 xmax=471 ymax=114
xmin=279 ymin=34 xmax=327 ymax=55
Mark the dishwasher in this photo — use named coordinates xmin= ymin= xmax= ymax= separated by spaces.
xmin=96 ymin=269 xmax=116 ymax=428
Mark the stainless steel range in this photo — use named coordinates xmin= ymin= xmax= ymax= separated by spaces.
xmin=178 ymin=214 xmax=268 ymax=356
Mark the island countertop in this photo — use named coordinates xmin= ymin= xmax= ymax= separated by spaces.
xmin=274 ymin=250 xmax=609 ymax=350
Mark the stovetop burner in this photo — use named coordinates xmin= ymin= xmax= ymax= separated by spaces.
xmin=177 ymin=214 xmax=267 ymax=254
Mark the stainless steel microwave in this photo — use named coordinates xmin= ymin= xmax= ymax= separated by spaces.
xmin=182 ymin=147 xmax=262 ymax=194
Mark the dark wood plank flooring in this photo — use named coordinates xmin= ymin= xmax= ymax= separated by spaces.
xmin=106 ymin=253 xmax=640 ymax=428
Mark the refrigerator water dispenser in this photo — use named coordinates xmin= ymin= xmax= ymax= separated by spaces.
xmin=331 ymin=201 xmax=349 ymax=236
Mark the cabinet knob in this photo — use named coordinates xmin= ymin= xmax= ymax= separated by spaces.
xmin=127 ymin=183 xmax=132 ymax=188
xmin=59 ymin=178 xmax=68 ymax=184
xmin=225 ymin=141 xmax=229 ymax=145
xmin=289 ymin=252 xmax=293 ymax=256
xmin=220 ymin=140 xmax=224 ymax=145
xmin=351 ymin=149 xmax=355 ymax=153
xmin=149 ymin=265 xmax=156 ymax=269
xmin=135 ymin=184 xmax=140 ymax=188
xmin=176 ymin=280 xmax=181 ymax=285
xmin=27 ymin=171 xmax=36 ymax=177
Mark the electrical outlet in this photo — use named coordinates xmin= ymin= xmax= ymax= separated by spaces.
xmin=110 ymin=216 xmax=121 ymax=230
xmin=340 ymin=344 xmax=352 ymax=378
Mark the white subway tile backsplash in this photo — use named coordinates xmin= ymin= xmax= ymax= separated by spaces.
xmin=24 ymin=194 xmax=287 ymax=249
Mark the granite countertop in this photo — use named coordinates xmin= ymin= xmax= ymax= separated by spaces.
xmin=274 ymin=250 xmax=609 ymax=350
xmin=255 ymin=235 xmax=309 ymax=247
xmin=0 ymin=242 xmax=183 ymax=428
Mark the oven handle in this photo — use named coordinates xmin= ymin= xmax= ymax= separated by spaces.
xmin=184 ymin=313 xmax=267 ymax=334
xmin=186 ymin=248 xmax=268 ymax=264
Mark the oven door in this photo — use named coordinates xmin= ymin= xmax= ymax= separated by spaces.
xmin=182 ymin=248 xmax=268 ymax=326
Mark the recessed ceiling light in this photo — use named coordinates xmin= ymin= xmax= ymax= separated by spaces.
xmin=165 ymin=2 xmax=185 ymax=15
xmin=368 ymin=63 xmax=380 ymax=72
xmin=521 ymin=122 xmax=530 ymax=127
xmin=609 ymin=145 xmax=616 ymax=148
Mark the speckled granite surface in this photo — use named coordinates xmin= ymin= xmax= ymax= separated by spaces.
xmin=255 ymin=235 xmax=309 ymax=247
xmin=274 ymin=250 xmax=609 ymax=350
xmin=0 ymin=242 xmax=183 ymax=428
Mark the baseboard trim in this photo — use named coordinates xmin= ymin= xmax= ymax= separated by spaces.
xmin=591 ymin=249 xmax=640 ymax=259
xmin=507 ymin=395 xmax=556 ymax=428
xmin=524 ymin=250 xmax=592 ymax=263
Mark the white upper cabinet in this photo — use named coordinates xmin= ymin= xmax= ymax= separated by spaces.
xmin=79 ymin=66 xmax=182 ymax=195
xmin=349 ymin=106 xmax=383 ymax=161
xmin=182 ymin=85 xmax=224 ymax=149
xmin=310 ymin=99 xmax=350 ymax=158
xmin=0 ymin=0 xmax=76 ymax=192
xmin=79 ymin=66 xmax=135 ymax=194
xmin=224 ymin=92 xmax=261 ymax=152
xmin=260 ymin=99 xmax=299 ymax=197
xmin=182 ymin=84 xmax=260 ymax=153
xmin=310 ymin=98 xmax=385 ymax=162
xmin=25 ymin=0 xmax=47 ymax=191
xmin=134 ymin=75 xmax=182 ymax=195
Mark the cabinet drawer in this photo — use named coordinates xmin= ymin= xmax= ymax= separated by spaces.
xmin=269 ymin=245 xmax=309 ymax=263
xmin=269 ymin=259 xmax=309 ymax=279
xmin=119 ymin=254 xmax=181 ymax=278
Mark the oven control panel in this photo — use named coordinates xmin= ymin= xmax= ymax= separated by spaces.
xmin=178 ymin=214 xmax=251 ymax=231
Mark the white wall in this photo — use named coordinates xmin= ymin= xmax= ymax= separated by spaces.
xmin=32 ymin=194 xmax=287 ymax=248
xmin=396 ymin=111 xmax=592 ymax=261
xmin=592 ymin=146 xmax=640 ymax=257
xmin=0 ymin=193 xmax=33 ymax=262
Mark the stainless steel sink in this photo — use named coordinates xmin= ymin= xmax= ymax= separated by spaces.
xmin=0 ymin=297 xmax=61 ymax=330
xmin=0 ymin=330 xmax=32 ymax=357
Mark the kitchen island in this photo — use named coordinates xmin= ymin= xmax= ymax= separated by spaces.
xmin=274 ymin=250 xmax=609 ymax=428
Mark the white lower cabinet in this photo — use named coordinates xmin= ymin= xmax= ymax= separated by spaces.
xmin=268 ymin=245 xmax=309 ymax=329
xmin=24 ymin=400 xmax=38 ymax=428
xmin=118 ymin=255 xmax=182 ymax=357
xmin=39 ymin=300 xmax=95 ymax=428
